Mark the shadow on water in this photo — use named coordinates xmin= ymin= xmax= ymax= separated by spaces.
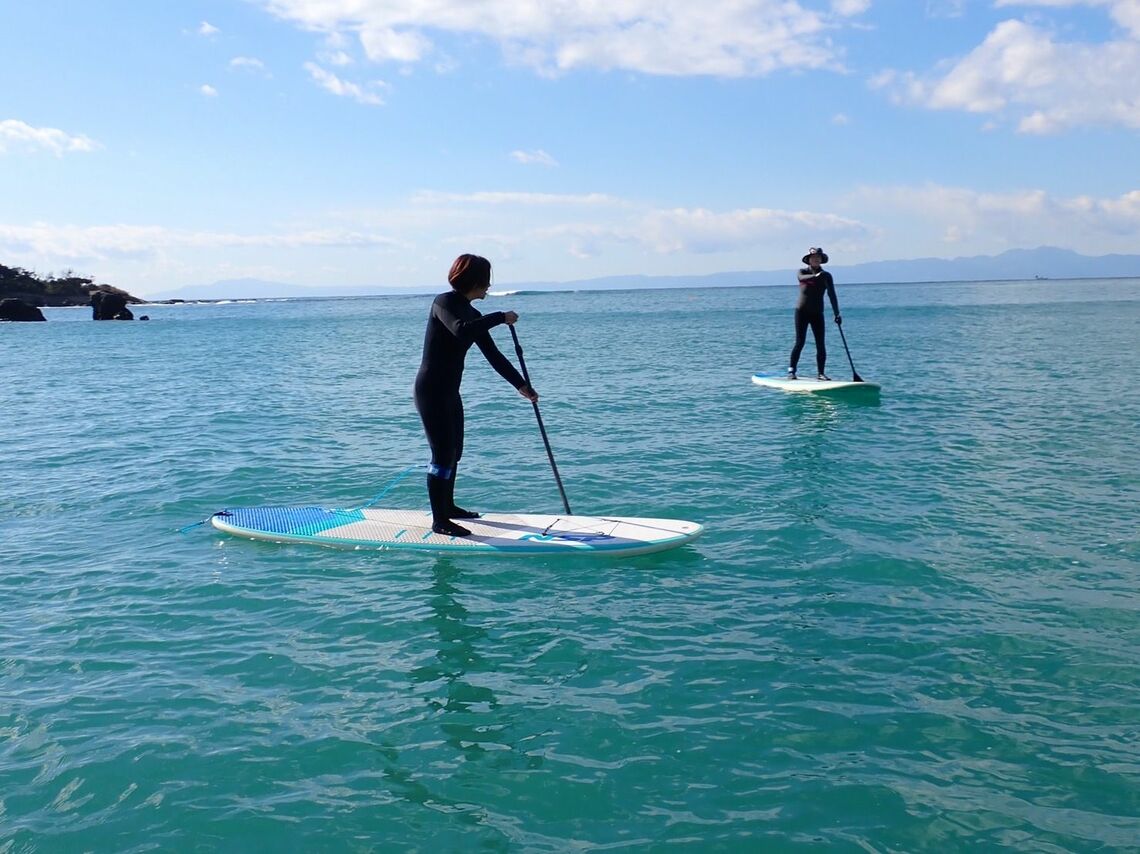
xmin=815 ymin=386 xmax=882 ymax=407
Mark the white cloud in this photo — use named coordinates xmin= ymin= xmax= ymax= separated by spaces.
xmin=995 ymin=0 xmax=1140 ymax=38
xmin=872 ymin=6 xmax=1140 ymax=132
xmin=359 ymin=26 xmax=430 ymax=63
xmin=409 ymin=191 xmax=870 ymax=255
xmin=831 ymin=112 xmax=850 ymax=125
xmin=635 ymin=206 xmax=869 ymax=254
xmin=850 ymin=183 xmax=1140 ymax=252
xmin=230 ymin=56 xmax=269 ymax=74
xmin=304 ymin=62 xmax=386 ymax=105
xmin=257 ymin=0 xmax=870 ymax=77
xmin=319 ymin=50 xmax=354 ymax=67
xmin=510 ymin=149 xmax=559 ymax=167
xmin=0 ymin=120 xmax=99 ymax=156
xmin=925 ymin=0 xmax=966 ymax=17
xmin=200 ymin=84 xmax=219 ymax=97
xmin=413 ymin=190 xmax=623 ymax=207
xmin=199 ymin=21 xmax=220 ymax=36
xmin=0 ymin=222 xmax=399 ymax=261
xmin=8 ymin=182 xmax=1138 ymax=292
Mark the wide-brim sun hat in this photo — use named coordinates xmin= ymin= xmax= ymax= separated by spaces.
xmin=802 ymin=247 xmax=828 ymax=264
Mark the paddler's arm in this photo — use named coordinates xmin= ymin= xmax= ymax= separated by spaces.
xmin=433 ymin=293 xmax=505 ymax=342
xmin=474 ymin=327 xmax=538 ymax=401
xmin=824 ymin=273 xmax=842 ymax=324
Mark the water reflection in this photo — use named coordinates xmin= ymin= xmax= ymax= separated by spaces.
xmin=364 ymin=560 xmax=509 ymax=821
xmin=410 ymin=559 xmax=504 ymax=757
xmin=783 ymin=393 xmax=841 ymax=432
xmin=780 ymin=387 xmax=881 ymax=432
xmin=780 ymin=397 xmax=834 ymax=484
xmin=777 ymin=391 xmax=880 ymax=518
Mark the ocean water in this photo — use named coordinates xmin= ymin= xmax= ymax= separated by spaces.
xmin=2 ymin=278 xmax=1138 ymax=852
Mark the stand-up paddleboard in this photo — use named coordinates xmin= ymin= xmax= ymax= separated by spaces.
xmin=751 ymin=372 xmax=880 ymax=395
xmin=211 ymin=506 xmax=703 ymax=556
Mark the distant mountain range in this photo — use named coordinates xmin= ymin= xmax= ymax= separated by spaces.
xmin=143 ymin=246 xmax=1140 ymax=301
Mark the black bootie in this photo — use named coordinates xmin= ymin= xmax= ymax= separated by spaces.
xmin=428 ymin=474 xmax=470 ymax=537
xmin=446 ymin=467 xmax=480 ymax=519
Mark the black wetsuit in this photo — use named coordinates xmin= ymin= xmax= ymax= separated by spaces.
xmin=790 ymin=267 xmax=840 ymax=374
xmin=413 ymin=290 xmax=525 ymax=483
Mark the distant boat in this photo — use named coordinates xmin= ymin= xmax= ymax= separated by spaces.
xmin=1034 ymin=274 xmax=1049 ymax=280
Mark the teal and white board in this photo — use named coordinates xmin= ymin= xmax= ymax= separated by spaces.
xmin=752 ymin=372 xmax=880 ymax=395
xmin=212 ymin=506 xmax=703 ymax=556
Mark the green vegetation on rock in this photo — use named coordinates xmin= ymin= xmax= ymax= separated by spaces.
xmin=1 ymin=263 xmax=140 ymax=307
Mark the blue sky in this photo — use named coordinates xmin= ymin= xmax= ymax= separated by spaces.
xmin=2 ymin=0 xmax=1138 ymax=295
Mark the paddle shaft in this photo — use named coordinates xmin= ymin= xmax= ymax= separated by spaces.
xmin=509 ymin=325 xmax=572 ymax=514
xmin=835 ymin=320 xmax=864 ymax=383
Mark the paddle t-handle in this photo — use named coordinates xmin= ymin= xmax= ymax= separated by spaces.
xmin=509 ymin=325 xmax=572 ymax=514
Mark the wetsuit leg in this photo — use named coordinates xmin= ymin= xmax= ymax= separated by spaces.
xmin=808 ymin=313 xmax=826 ymax=374
xmin=416 ymin=392 xmax=470 ymax=535
xmin=446 ymin=464 xmax=480 ymax=519
xmin=790 ymin=308 xmax=810 ymax=371
xmin=443 ymin=406 xmax=479 ymax=519
xmin=417 ymin=393 xmax=461 ymax=475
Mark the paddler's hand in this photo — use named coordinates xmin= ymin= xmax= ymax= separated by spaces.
xmin=834 ymin=314 xmax=842 ymax=325
xmin=518 ymin=384 xmax=539 ymax=402
xmin=503 ymin=310 xmax=519 ymax=325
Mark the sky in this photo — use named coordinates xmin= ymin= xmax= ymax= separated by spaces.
xmin=2 ymin=0 xmax=1139 ymax=296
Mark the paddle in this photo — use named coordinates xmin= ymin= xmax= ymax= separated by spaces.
xmin=509 ymin=325 xmax=572 ymax=514
xmin=835 ymin=318 xmax=864 ymax=383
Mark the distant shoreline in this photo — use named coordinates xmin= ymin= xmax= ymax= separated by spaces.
xmin=121 ymin=274 xmax=1140 ymax=303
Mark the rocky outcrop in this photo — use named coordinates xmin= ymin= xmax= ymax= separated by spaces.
xmin=1 ymin=263 xmax=141 ymax=310
xmin=90 ymin=290 xmax=135 ymax=320
xmin=0 ymin=298 xmax=46 ymax=322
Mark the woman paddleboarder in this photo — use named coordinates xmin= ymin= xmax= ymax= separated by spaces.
xmin=789 ymin=247 xmax=842 ymax=380
xmin=414 ymin=254 xmax=538 ymax=537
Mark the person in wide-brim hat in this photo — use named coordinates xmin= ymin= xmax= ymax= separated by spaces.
xmin=788 ymin=247 xmax=841 ymax=380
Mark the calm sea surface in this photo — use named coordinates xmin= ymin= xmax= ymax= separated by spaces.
xmin=2 ymin=279 xmax=1138 ymax=851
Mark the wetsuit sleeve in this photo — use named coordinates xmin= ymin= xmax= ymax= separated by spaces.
xmin=824 ymin=272 xmax=840 ymax=314
xmin=432 ymin=296 xmax=506 ymax=343
xmin=474 ymin=332 xmax=527 ymax=389
xmin=797 ymin=267 xmax=817 ymax=284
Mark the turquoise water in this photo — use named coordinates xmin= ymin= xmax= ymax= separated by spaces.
xmin=2 ymin=279 xmax=1138 ymax=851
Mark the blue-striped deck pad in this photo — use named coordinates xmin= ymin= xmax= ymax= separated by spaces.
xmin=218 ymin=506 xmax=365 ymax=537
xmin=211 ymin=506 xmax=704 ymax=557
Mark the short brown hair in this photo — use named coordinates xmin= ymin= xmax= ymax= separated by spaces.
xmin=447 ymin=254 xmax=491 ymax=293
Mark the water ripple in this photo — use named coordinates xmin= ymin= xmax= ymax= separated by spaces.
xmin=3 ymin=282 xmax=1139 ymax=850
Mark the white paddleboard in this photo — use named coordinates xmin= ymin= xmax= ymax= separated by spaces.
xmin=212 ymin=505 xmax=703 ymax=557
xmin=751 ymin=372 xmax=880 ymax=394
